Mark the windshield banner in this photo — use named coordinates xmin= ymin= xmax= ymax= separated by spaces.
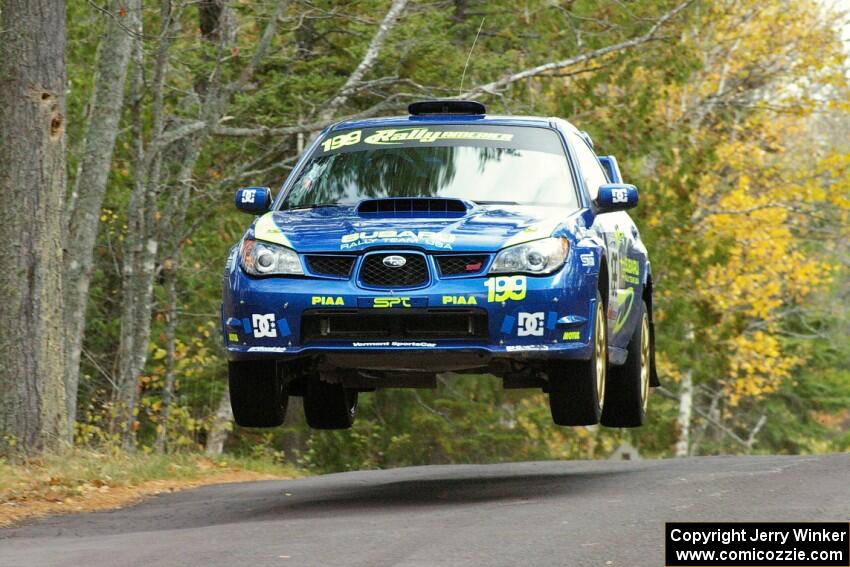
xmin=315 ymin=125 xmax=564 ymax=157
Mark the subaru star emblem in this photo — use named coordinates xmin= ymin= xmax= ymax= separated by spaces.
xmin=382 ymin=255 xmax=407 ymax=268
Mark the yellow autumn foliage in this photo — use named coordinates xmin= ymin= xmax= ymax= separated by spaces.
xmin=568 ymin=0 xmax=849 ymax=408
xmin=662 ymin=0 xmax=849 ymax=404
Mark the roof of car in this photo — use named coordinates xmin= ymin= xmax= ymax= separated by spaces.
xmin=329 ymin=114 xmax=567 ymax=132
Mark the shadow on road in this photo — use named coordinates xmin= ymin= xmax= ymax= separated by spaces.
xmin=1 ymin=461 xmax=647 ymax=538
xmin=257 ymin=469 xmax=633 ymax=518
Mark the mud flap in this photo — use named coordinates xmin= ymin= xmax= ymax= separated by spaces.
xmin=649 ymin=318 xmax=660 ymax=387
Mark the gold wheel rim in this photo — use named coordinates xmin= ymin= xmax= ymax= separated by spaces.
xmin=596 ymin=301 xmax=606 ymax=410
xmin=640 ymin=312 xmax=650 ymax=411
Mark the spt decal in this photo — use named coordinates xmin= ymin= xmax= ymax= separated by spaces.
xmin=373 ymin=297 xmax=411 ymax=308
xmin=485 ymin=276 xmax=527 ymax=302
xmin=357 ymin=297 xmax=427 ymax=308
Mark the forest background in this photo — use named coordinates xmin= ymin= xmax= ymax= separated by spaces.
xmin=1 ymin=0 xmax=848 ymax=477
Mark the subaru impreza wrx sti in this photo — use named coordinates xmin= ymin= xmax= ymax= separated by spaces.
xmin=221 ymin=100 xmax=657 ymax=430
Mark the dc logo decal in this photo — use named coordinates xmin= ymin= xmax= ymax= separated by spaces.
xmin=517 ymin=312 xmax=545 ymax=337
xmin=241 ymin=189 xmax=256 ymax=204
xmin=611 ymin=188 xmax=628 ymax=204
xmin=251 ymin=313 xmax=277 ymax=338
xmin=580 ymin=253 xmax=595 ymax=267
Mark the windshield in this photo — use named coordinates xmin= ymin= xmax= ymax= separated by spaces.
xmin=281 ymin=125 xmax=578 ymax=209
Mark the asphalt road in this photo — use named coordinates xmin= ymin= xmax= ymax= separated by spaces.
xmin=1 ymin=454 xmax=848 ymax=567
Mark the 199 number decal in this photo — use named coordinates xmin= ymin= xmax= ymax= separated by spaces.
xmin=485 ymin=276 xmax=527 ymax=302
xmin=321 ymin=130 xmax=361 ymax=152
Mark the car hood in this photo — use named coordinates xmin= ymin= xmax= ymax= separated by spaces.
xmin=249 ymin=204 xmax=579 ymax=253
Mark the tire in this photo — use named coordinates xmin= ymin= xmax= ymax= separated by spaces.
xmin=303 ymin=375 xmax=358 ymax=430
xmin=548 ymin=290 xmax=607 ymax=426
xmin=601 ymin=299 xmax=650 ymax=427
xmin=228 ymin=360 xmax=288 ymax=427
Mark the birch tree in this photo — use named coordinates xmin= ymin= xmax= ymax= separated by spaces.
xmin=115 ymin=0 xmax=287 ymax=446
xmin=114 ymin=0 xmax=171 ymax=446
xmin=0 ymin=0 xmax=69 ymax=455
xmin=64 ymin=0 xmax=140 ymax=437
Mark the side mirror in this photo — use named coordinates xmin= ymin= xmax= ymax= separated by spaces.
xmin=235 ymin=186 xmax=272 ymax=213
xmin=598 ymin=155 xmax=623 ymax=184
xmin=595 ymin=183 xmax=638 ymax=213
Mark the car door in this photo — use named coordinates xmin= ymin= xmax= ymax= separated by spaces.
xmin=566 ymin=131 xmax=640 ymax=350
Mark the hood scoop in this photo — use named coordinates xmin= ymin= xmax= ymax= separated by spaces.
xmin=356 ymin=198 xmax=469 ymax=218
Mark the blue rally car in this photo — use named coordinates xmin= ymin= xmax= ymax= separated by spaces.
xmin=222 ymin=100 xmax=657 ymax=430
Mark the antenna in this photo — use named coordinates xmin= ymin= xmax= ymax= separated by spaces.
xmin=458 ymin=17 xmax=485 ymax=97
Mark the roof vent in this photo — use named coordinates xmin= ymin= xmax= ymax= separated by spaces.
xmin=408 ymin=100 xmax=486 ymax=116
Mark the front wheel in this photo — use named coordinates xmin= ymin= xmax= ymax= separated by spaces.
xmin=303 ymin=375 xmax=358 ymax=430
xmin=228 ymin=360 xmax=288 ymax=428
xmin=548 ymin=291 xmax=607 ymax=426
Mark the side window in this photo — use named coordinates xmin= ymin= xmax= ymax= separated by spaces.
xmin=568 ymin=132 xmax=608 ymax=201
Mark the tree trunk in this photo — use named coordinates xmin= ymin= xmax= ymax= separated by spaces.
xmin=114 ymin=180 xmax=158 ymax=448
xmin=0 ymin=0 xmax=69 ymax=456
xmin=114 ymin=10 xmax=162 ymax=448
xmin=64 ymin=0 xmax=140 ymax=438
xmin=205 ymin=389 xmax=233 ymax=457
xmin=318 ymin=0 xmax=408 ymax=122
xmin=675 ymin=368 xmax=693 ymax=457
xmin=154 ymin=262 xmax=178 ymax=452
xmin=115 ymin=0 xmax=279 ymax=448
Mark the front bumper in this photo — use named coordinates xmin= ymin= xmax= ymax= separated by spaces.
xmin=221 ymin=257 xmax=598 ymax=364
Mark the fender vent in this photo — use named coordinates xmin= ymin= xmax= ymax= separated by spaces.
xmin=436 ymin=255 xmax=489 ymax=276
xmin=357 ymin=198 xmax=468 ymax=218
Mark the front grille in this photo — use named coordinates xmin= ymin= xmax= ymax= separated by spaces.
xmin=436 ymin=255 xmax=488 ymax=276
xmin=359 ymin=253 xmax=428 ymax=287
xmin=301 ymin=309 xmax=488 ymax=343
xmin=305 ymin=255 xmax=355 ymax=278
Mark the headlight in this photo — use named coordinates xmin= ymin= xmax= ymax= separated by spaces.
xmin=489 ymin=237 xmax=569 ymax=275
xmin=240 ymin=239 xmax=304 ymax=276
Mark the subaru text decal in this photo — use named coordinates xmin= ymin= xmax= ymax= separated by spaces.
xmin=341 ymin=230 xmax=454 ymax=250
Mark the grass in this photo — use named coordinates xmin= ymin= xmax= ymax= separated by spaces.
xmin=0 ymin=449 xmax=302 ymax=526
